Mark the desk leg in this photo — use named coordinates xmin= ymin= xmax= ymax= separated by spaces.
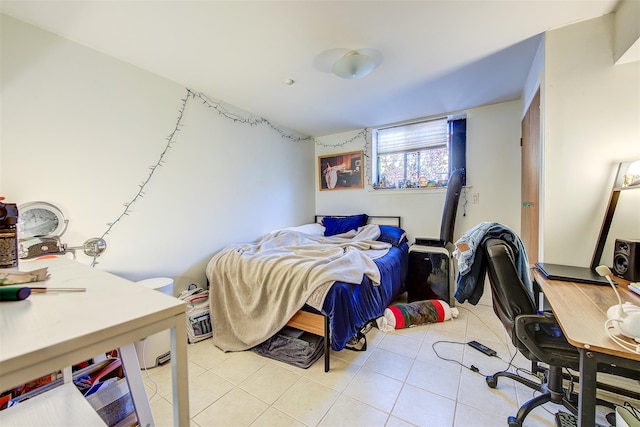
xmin=171 ymin=314 xmax=190 ymax=427
xmin=120 ymin=343 xmax=155 ymax=427
xmin=62 ymin=366 xmax=72 ymax=384
xmin=578 ymin=349 xmax=597 ymax=427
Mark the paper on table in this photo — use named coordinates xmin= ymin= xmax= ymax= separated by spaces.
xmin=0 ymin=267 xmax=50 ymax=285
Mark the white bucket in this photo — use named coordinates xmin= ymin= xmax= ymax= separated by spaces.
xmin=136 ymin=277 xmax=174 ymax=297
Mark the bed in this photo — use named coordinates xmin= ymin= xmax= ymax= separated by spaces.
xmin=205 ymin=214 xmax=409 ymax=371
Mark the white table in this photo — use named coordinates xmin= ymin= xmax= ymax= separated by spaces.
xmin=0 ymin=257 xmax=189 ymax=426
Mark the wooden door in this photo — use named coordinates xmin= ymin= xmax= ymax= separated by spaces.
xmin=521 ymin=90 xmax=541 ymax=264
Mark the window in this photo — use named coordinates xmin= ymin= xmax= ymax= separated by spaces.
xmin=373 ymin=116 xmax=466 ymax=189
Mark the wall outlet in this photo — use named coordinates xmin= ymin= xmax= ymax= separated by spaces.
xmin=471 ymin=193 xmax=479 ymax=204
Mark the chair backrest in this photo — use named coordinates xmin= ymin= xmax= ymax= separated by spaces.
xmin=439 ymin=169 xmax=464 ymax=243
xmin=483 ymin=238 xmax=537 ymax=349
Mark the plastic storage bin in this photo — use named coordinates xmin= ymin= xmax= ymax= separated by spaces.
xmin=133 ymin=277 xmax=174 ymax=369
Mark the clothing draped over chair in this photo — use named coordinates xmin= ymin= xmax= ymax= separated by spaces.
xmin=453 ymin=222 xmax=532 ymax=305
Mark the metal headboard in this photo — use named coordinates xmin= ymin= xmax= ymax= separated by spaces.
xmin=314 ymin=215 xmax=401 ymax=228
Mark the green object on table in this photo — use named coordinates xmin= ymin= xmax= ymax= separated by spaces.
xmin=0 ymin=286 xmax=31 ymax=301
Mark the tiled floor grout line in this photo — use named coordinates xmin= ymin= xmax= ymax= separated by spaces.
xmin=140 ymin=294 xmax=639 ymax=427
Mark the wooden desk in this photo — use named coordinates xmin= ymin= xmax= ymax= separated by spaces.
xmin=0 ymin=257 xmax=189 ymax=426
xmin=534 ymin=269 xmax=640 ymax=426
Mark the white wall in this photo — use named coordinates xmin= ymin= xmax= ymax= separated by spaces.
xmin=6 ymin=10 xmax=633 ymax=291
xmin=521 ymin=35 xmax=545 ymax=118
xmin=315 ymin=100 xmax=523 ymax=244
xmin=543 ymin=13 xmax=640 ymax=266
xmin=614 ymin=0 xmax=640 ymax=65
xmin=0 ymin=15 xmax=315 ymax=292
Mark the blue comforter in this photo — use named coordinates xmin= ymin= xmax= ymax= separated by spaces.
xmin=322 ymin=242 xmax=409 ymax=350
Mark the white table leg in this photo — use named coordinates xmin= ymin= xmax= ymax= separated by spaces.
xmin=62 ymin=366 xmax=72 ymax=384
xmin=119 ymin=343 xmax=155 ymax=427
xmin=171 ymin=314 xmax=190 ymax=427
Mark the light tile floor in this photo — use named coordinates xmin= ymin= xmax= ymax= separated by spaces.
xmin=142 ymin=292 xmax=639 ymax=427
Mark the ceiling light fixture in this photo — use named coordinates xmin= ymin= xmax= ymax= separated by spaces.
xmin=332 ymin=50 xmax=379 ymax=80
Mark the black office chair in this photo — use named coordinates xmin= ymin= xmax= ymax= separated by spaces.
xmin=482 ymin=238 xmax=580 ymax=426
xmin=406 ymin=168 xmax=464 ymax=305
xmin=482 ymin=238 xmax=638 ymax=426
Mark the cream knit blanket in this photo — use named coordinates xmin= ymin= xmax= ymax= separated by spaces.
xmin=206 ymin=224 xmax=390 ymax=351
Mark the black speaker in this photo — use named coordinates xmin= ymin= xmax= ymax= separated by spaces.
xmin=613 ymin=239 xmax=640 ymax=281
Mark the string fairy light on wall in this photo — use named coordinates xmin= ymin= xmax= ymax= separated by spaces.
xmin=92 ymin=88 xmax=370 ymax=265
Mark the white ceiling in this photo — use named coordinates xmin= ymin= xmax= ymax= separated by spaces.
xmin=1 ymin=0 xmax=619 ymax=137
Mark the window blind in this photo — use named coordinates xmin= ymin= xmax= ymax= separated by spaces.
xmin=377 ymin=118 xmax=448 ymax=154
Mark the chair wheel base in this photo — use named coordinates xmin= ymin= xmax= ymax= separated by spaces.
xmin=486 ymin=375 xmax=498 ymax=388
xmin=507 ymin=416 xmax=521 ymax=427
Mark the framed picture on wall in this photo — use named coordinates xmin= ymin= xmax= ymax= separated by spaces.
xmin=318 ymin=150 xmax=364 ymax=191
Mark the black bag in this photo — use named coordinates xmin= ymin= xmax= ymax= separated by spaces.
xmin=252 ymin=327 xmax=324 ymax=369
xmin=344 ymin=320 xmax=375 ymax=352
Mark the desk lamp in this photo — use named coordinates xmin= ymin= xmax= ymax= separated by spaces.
xmin=590 ymin=160 xmax=640 ymax=272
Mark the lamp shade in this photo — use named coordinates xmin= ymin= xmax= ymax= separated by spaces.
xmin=623 ymin=160 xmax=640 ymax=188
xmin=332 ymin=51 xmax=377 ymax=79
